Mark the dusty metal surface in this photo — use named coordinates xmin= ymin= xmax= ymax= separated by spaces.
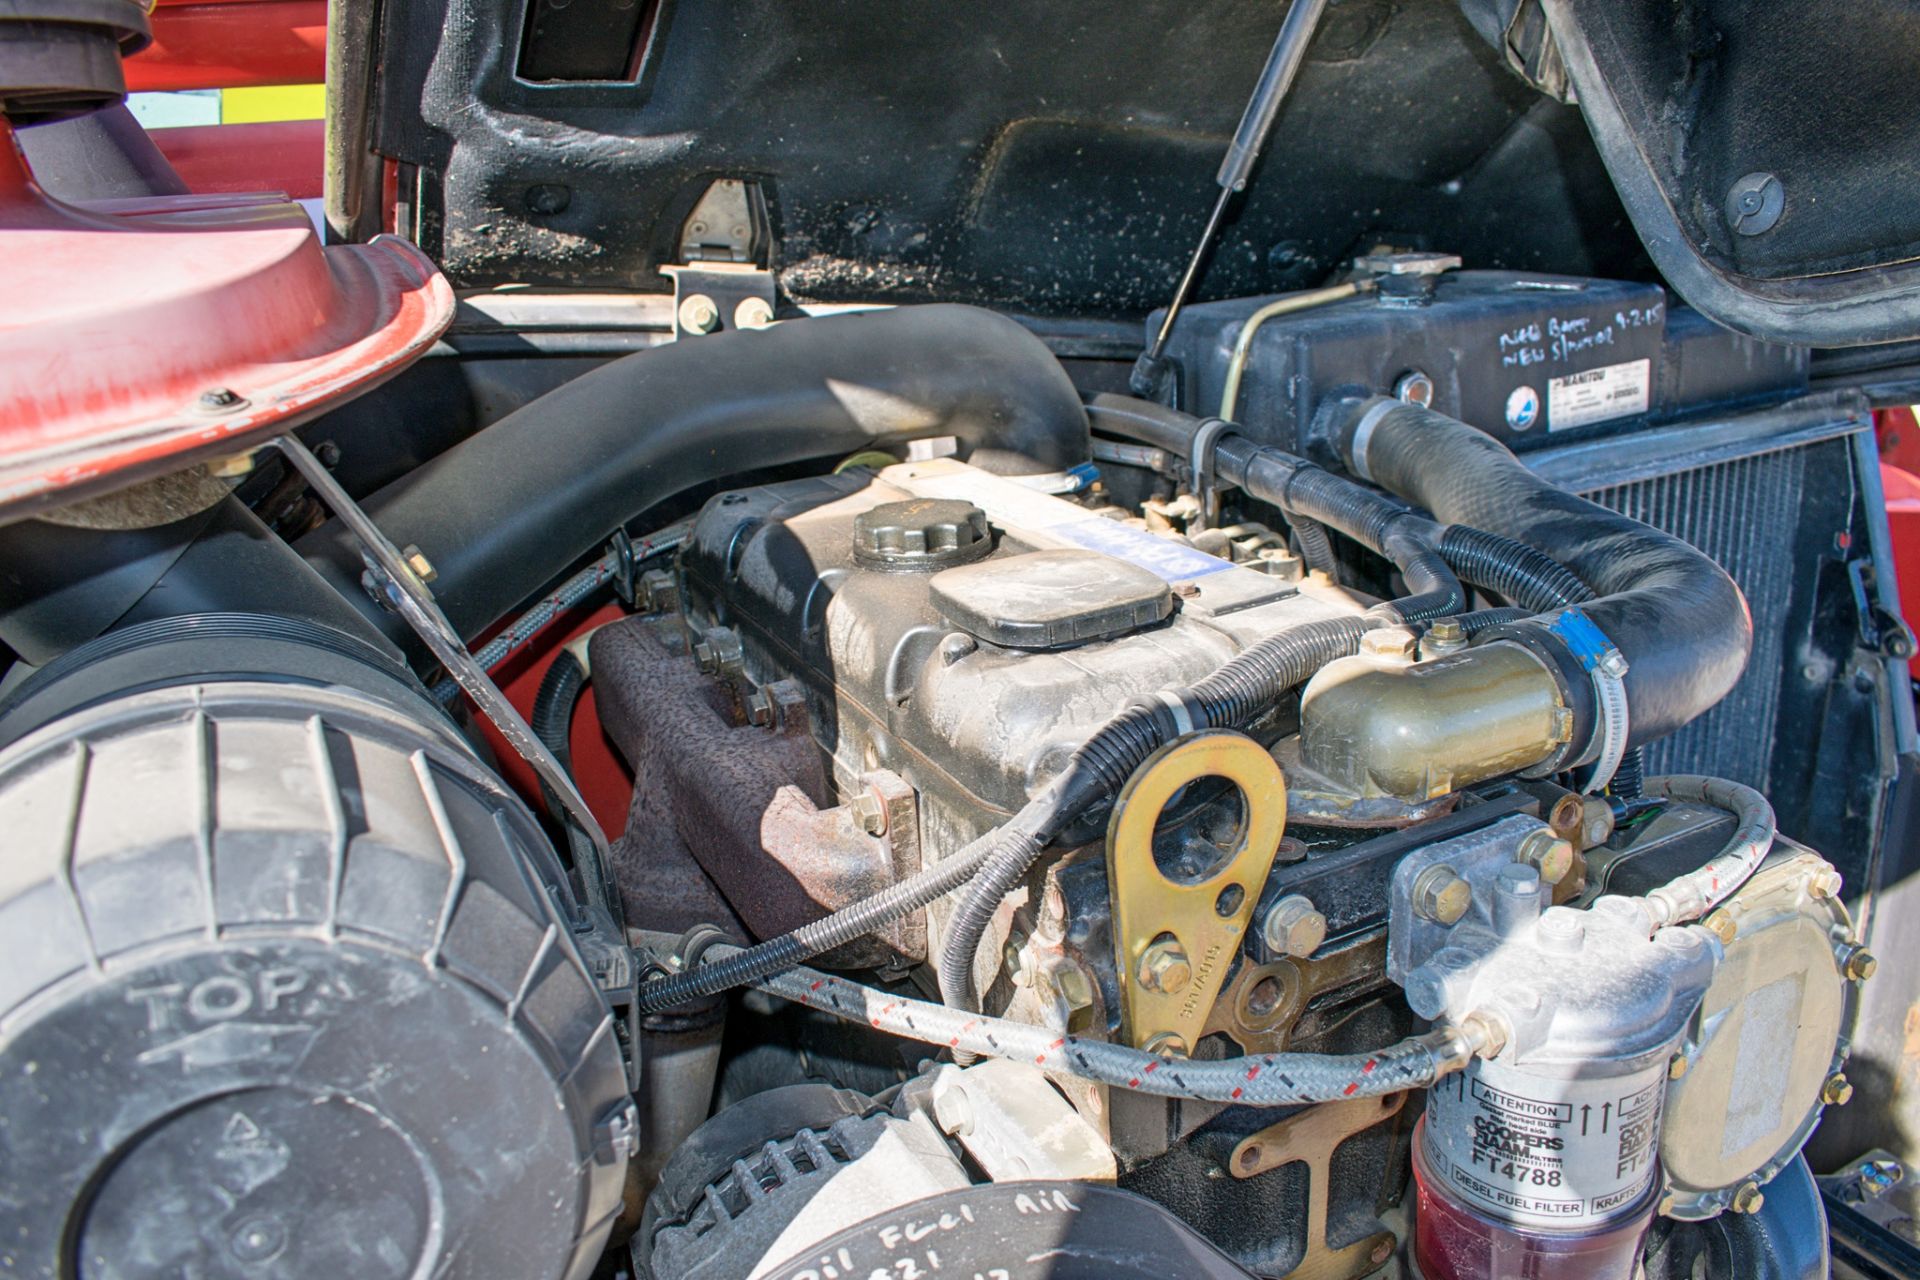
xmin=591 ymin=615 xmax=923 ymax=965
xmin=1230 ymin=1092 xmax=1407 ymax=1279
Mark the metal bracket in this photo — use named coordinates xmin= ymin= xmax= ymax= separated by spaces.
xmin=1230 ymin=1091 xmax=1407 ymax=1279
xmin=268 ymin=436 xmax=619 ymax=916
xmin=1107 ymin=730 xmax=1287 ymax=1055
xmin=663 ymin=261 xmax=777 ymax=340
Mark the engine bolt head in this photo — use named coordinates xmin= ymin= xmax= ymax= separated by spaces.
xmin=1137 ymin=938 xmax=1192 ymax=994
xmin=1731 ymin=1181 xmax=1766 ymax=1215
xmin=1704 ymin=911 xmax=1738 ymax=946
xmin=1360 ymin=626 xmax=1419 ymax=663
xmin=1050 ymin=965 xmax=1098 ymax=1034
xmin=1412 ymin=865 xmax=1472 ymax=926
xmin=1822 ymin=1073 xmax=1854 ymax=1106
xmin=1516 ymin=829 xmax=1575 ymax=886
xmin=678 ymin=293 xmax=721 ymax=334
xmin=1262 ymin=894 xmax=1327 ymax=958
xmin=1844 ymin=945 xmax=1878 ymax=982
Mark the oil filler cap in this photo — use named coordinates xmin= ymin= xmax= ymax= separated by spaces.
xmin=930 ymin=549 xmax=1173 ymax=649
xmin=852 ymin=499 xmax=991 ymax=570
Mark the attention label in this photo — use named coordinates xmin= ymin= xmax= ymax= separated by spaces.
xmin=1548 ymin=358 xmax=1651 ymax=431
xmin=1423 ymin=1058 xmax=1663 ymax=1228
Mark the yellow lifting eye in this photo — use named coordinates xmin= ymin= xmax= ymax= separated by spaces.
xmin=1106 ymin=729 xmax=1288 ymax=1056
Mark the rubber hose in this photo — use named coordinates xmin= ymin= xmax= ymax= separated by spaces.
xmin=1333 ymin=396 xmax=1752 ymax=748
xmin=1291 ymin=515 xmax=1339 ymax=575
xmin=1439 ymin=525 xmax=1592 ymax=611
xmin=530 ymin=650 xmax=586 ymax=794
xmin=301 ymin=305 xmax=1091 ymax=645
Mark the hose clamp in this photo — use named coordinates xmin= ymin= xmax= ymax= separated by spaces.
xmin=1346 ymin=398 xmax=1400 ymax=483
xmin=1548 ymin=608 xmax=1630 ymax=793
xmin=1189 ymin=416 xmax=1234 ymax=528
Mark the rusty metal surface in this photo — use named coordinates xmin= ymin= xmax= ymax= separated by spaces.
xmin=591 ymin=615 xmax=923 ymax=965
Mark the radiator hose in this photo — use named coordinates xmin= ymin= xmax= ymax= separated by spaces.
xmin=1328 ymin=396 xmax=1751 ymax=748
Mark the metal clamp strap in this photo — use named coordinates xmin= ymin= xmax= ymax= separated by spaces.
xmin=1548 ymin=608 xmax=1630 ymax=793
xmin=1189 ymin=416 xmax=1235 ymax=527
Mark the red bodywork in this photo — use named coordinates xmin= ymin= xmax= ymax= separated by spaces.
xmin=129 ymin=0 xmax=327 ymax=92
xmin=0 ymin=124 xmax=451 ymax=522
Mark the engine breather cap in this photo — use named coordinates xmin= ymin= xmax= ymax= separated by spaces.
xmin=852 ymin=498 xmax=991 ymax=570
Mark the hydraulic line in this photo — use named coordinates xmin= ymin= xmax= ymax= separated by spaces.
xmin=754 ymin=958 xmax=1485 ymax=1104
xmin=1217 ymin=280 xmax=1375 ymax=420
xmin=1639 ymin=775 xmax=1777 ymax=928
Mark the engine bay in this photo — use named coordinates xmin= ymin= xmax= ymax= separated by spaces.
xmin=2 ymin=3 xmax=1918 ymax=1278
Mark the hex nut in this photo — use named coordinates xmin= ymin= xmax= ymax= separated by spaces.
xmin=932 ymin=1083 xmax=974 ymax=1137
xmin=678 ymin=293 xmax=720 ymax=334
xmin=1516 ymin=829 xmax=1575 ymax=886
xmin=1137 ymin=938 xmax=1192 ymax=994
xmin=1413 ymin=864 xmax=1472 ymax=926
xmin=1730 ymin=1181 xmax=1766 ymax=1215
xmin=1821 ymin=1074 xmax=1854 ymax=1106
xmin=1262 ymin=895 xmax=1328 ymax=958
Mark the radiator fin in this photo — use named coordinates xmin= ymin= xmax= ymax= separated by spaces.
xmin=1581 ymin=447 xmax=1808 ymax=790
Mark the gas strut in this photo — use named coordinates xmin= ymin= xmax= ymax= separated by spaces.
xmin=1130 ymin=0 xmax=1331 ymax=399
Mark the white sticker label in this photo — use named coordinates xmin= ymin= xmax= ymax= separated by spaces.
xmin=1423 ymin=1057 xmax=1665 ymax=1228
xmin=1548 ymin=358 xmax=1651 ymax=431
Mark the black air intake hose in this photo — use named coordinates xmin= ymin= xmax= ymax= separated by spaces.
xmin=1330 ymin=396 xmax=1751 ymax=747
xmin=302 ymin=305 xmax=1091 ymax=643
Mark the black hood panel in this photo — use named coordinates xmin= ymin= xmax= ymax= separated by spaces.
xmin=369 ymin=0 xmax=1653 ymax=314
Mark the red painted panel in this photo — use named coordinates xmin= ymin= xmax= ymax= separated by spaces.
xmin=150 ymin=120 xmax=323 ymax=199
xmin=0 ymin=122 xmax=452 ymax=520
xmin=472 ymin=602 xmax=638 ymax=839
xmin=1882 ymin=463 xmax=1920 ymax=679
xmin=126 ymin=0 xmax=327 ymax=92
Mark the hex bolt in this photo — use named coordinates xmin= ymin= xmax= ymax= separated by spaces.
xmin=1730 ymin=1181 xmax=1766 ymax=1215
xmin=1422 ymin=617 xmax=1467 ymax=658
xmin=1843 ymin=944 xmax=1878 ymax=982
xmin=733 ymin=297 xmax=775 ymax=330
xmin=1361 ymin=626 xmax=1419 ymax=663
xmin=744 ymin=688 xmax=774 ymax=727
xmin=639 ymin=568 xmax=678 ymax=613
xmin=1412 ymin=864 xmax=1472 ymax=926
xmin=197 ymin=386 xmax=245 ymax=411
xmin=1703 ymin=911 xmax=1738 ymax=946
xmin=849 ymin=791 xmax=888 ymax=836
xmin=400 ymin=544 xmax=438 ymax=584
xmin=1137 ymin=937 xmax=1192 ymax=994
xmin=678 ymin=293 xmax=721 ymax=334
xmin=693 ymin=627 xmax=743 ymax=677
xmin=1050 ymin=965 xmax=1098 ymax=1034
xmin=1262 ymin=894 xmax=1328 ymax=958
xmin=932 ymin=1083 xmax=974 ymax=1137
xmin=1822 ymin=1074 xmax=1855 ymax=1106
xmin=1515 ymin=829 xmax=1575 ymax=886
